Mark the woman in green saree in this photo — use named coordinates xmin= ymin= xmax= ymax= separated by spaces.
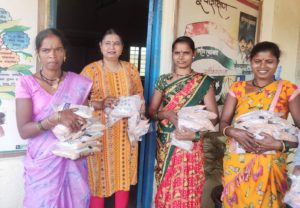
xmin=149 ymin=36 xmax=219 ymax=207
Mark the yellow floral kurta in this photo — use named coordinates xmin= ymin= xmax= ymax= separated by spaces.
xmin=81 ymin=61 xmax=144 ymax=197
xmin=223 ymin=80 xmax=299 ymax=208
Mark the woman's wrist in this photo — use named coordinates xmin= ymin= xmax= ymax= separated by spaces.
xmin=90 ymin=100 xmax=104 ymax=110
xmin=274 ymin=140 xmax=283 ymax=151
xmin=154 ymin=111 xmax=161 ymax=120
xmin=41 ymin=111 xmax=61 ymax=130
xmin=223 ymin=126 xmax=233 ymax=137
xmin=193 ymin=132 xmax=201 ymax=142
xmin=36 ymin=120 xmax=47 ymax=131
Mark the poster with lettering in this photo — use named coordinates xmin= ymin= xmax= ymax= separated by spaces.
xmin=0 ymin=0 xmax=38 ymax=154
xmin=177 ymin=0 xmax=259 ymax=103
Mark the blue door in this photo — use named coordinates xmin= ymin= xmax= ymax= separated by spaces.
xmin=136 ymin=0 xmax=162 ymax=207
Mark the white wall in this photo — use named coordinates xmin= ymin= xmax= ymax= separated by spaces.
xmin=2 ymin=1 xmax=300 ymax=208
xmin=159 ymin=0 xmax=177 ymax=74
xmin=0 ymin=157 xmax=24 ymax=208
xmin=260 ymin=0 xmax=300 ymax=85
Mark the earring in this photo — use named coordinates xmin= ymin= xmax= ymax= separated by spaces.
xmin=64 ymin=56 xmax=66 ymax=62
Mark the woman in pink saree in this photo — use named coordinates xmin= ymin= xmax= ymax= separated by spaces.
xmin=15 ymin=28 xmax=92 ymax=208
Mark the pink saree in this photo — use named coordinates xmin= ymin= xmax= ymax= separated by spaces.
xmin=15 ymin=72 xmax=92 ymax=208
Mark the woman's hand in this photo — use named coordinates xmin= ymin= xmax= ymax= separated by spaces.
xmin=103 ymin=96 xmax=119 ymax=109
xmin=228 ymin=127 xmax=258 ymax=153
xmin=293 ymin=165 xmax=300 ymax=176
xmin=255 ymin=132 xmax=282 ymax=153
xmin=60 ymin=109 xmax=86 ymax=133
xmin=161 ymin=110 xmax=178 ymax=128
xmin=140 ymin=113 xmax=147 ymax=120
xmin=173 ymin=128 xmax=196 ymax=141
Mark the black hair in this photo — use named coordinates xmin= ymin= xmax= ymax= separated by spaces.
xmin=172 ymin=36 xmax=195 ymax=52
xmin=99 ymin=28 xmax=123 ymax=45
xmin=247 ymin=39 xmax=254 ymax=44
xmin=249 ymin=41 xmax=281 ymax=61
xmin=239 ymin=36 xmax=246 ymax=42
xmin=35 ymin=28 xmax=68 ymax=51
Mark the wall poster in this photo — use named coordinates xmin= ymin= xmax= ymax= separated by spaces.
xmin=176 ymin=0 xmax=260 ymax=104
xmin=0 ymin=0 xmax=38 ymax=154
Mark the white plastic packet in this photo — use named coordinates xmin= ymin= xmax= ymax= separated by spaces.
xmin=51 ymin=103 xmax=106 ymax=159
xmin=284 ymin=174 xmax=300 ymax=208
xmin=52 ymin=145 xmax=100 ymax=160
xmin=52 ymin=123 xmax=87 ymax=142
xmin=55 ymin=138 xmax=100 ymax=150
xmin=103 ymin=95 xmax=149 ymax=143
xmin=170 ymin=133 xmax=194 ymax=152
xmin=171 ymin=105 xmax=217 ymax=151
xmin=177 ymin=105 xmax=217 ymax=132
xmin=52 ymin=103 xmax=96 ymax=141
xmin=127 ymin=112 xmax=150 ymax=143
xmin=234 ymin=110 xmax=300 ymax=153
xmin=55 ymin=103 xmax=93 ymax=118
xmin=105 ymin=95 xmax=144 ymax=127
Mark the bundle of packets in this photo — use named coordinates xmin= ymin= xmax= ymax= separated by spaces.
xmin=171 ymin=105 xmax=217 ymax=152
xmin=52 ymin=103 xmax=106 ymax=160
xmin=127 ymin=112 xmax=150 ymax=143
xmin=284 ymin=174 xmax=300 ymax=208
xmin=104 ymin=94 xmax=150 ymax=143
xmin=233 ymin=110 xmax=300 ymax=154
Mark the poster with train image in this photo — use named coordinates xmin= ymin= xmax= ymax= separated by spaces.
xmin=0 ymin=1 xmax=38 ymax=153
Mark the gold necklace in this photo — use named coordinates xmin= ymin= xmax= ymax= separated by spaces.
xmin=40 ymin=70 xmax=63 ymax=90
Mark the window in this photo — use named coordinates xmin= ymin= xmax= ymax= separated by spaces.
xmin=129 ymin=46 xmax=146 ymax=76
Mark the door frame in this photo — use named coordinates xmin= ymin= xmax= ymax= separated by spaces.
xmin=137 ymin=0 xmax=162 ymax=207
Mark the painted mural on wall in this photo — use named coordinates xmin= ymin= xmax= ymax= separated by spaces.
xmin=0 ymin=1 xmax=38 ymax=153
xmin=178 ymin=0 xmax=259 ymax=104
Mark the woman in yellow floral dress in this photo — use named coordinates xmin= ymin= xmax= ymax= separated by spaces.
xmin=220 ymin=41 xmax=300 ymax=208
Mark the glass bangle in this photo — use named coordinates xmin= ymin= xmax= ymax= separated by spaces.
xmin=193 ymin=132 xmax=201 ymax=142
xmin=37 ymin=120 xmax=47 ymax=131
xmin=283 ymin=140 xmax=290 ymax=152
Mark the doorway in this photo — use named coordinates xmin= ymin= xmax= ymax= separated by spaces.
xmin=56 ymin=0 xmax=149 ymax=77
xmin=56 ymin=0 xmax=156 ymax=207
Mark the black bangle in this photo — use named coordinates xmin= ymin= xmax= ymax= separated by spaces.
xmin=193 ymin=132 xmax=201 ymax=142
xmin=283 ymin=140 xmax=290 ymax=153
xmin=37 ymin=120 xmax=47 ymax=131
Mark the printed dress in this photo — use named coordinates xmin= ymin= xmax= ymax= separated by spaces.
xmin=81 ymin=61 xmax=144 ymax=197
xmin=222 ymin=80 xmax=300 ymax=208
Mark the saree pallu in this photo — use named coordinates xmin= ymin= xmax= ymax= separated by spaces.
xmin=154 ymin=73 xmax=213 ymax=208
xmin=222 ymin=80 xmax=300 ymax=208
xmin=16 ymin=72 xmax=92 ymax=208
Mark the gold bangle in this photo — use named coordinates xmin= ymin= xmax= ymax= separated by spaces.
xmin=223 ymin=126 xmax=232 ymax=137
xmin=46 ymin=117 xmax=56 ymax=126
xmin=280 ymin=140 xmax=286 ymax=153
